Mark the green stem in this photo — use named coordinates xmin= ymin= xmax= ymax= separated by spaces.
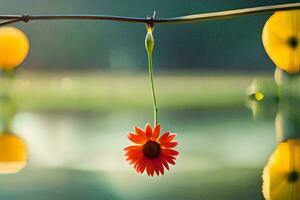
xmin=0 ymin=69 xmax=15 ymax=132
xmin=147 ymin=52 xmax=158 ymax=125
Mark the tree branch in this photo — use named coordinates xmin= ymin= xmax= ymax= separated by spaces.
xmin=0 ymin=3 xmax=299 ymax=26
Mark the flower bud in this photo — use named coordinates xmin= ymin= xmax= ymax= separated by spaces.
xmin=145 ymin=29 xmax=154 ymax=56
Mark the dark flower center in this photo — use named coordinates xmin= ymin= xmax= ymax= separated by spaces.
xmin=288 ymin=36 xmax=298 ymax=49
xmin=143 ymin=140 xmax=161 ymax=158
xmin=287 ymin=171 xmax=299 ymax=182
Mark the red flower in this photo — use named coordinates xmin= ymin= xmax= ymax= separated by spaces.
xmin=124 ymin=123 xmax=179 ymax=177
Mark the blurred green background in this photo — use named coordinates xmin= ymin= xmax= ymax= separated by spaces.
xmin=0 ymin=1 xmax=298 ymax=200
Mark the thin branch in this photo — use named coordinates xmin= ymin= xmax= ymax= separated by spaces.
xmin=0 ymin=18 xmax=23 ymax=26
xmin=155 ymin=2 xmax=300 ymax=23
xmin=0 ymin=3 xmax=299 ymax=26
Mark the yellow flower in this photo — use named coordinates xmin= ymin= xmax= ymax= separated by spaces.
xmin=262 ymin=140 xmax=300 ymax=200
xmin=0 ymin=132 xmax=27 ymax=174
xmin=262 ymin=10 xmax=300 ymax=74
xmin=0 ymin=27 xmax=29 ymax=70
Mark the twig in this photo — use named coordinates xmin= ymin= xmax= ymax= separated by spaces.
xmin=0 ymin=18 xmax=23 ymax=26
xmin=0 ymin=3 xmax=299 ymax=26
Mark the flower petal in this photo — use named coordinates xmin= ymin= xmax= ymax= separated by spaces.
xmin=134 ymin=161 xmax=140 ymax=170
xmin=145 ymin=123 xmax=153 ymax=139
xmin=146 ymin=160 xmax=155 ymax=177
xmin=158 ymin=132 xmax=170 ymax=143
xmin=160 ymin=156 xmax=170 ymax=170
xmin=153 ymin=158 xmax=164 ymax=175
xmin=162 ymin=149 xmax=179 ymax=156
xmin=128 ymin=133 xmax=145 ymax=144
xmin=135 ymin=126 xmax=147 ymax=140
xmin=126 ymin=152 xmax=143 ymax=164
xmin=124 ymin=145 xmax=142 ymax=151
xmin=162 ymin=154 xmax=176 ymax=165
xmin=152 ymin=124 xmax=160 ymax=141
xmin=137 ymin=158 xmax=147 ymax=174
xmin=127 ymin=157 xmax=141 ymax=165
xmin=162 ymin=141 xmax=178 ymax=148
xmin=125 ymin=150 xmax=142 ymax=157
xmin=152 ymin=159 xmax=160 ymax=176
xmin=159 ymin=133 xmax=176 ymax=144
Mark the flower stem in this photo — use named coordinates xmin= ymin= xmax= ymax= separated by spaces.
xmin=145 ymin=25 xmax=158 ymax=126
xmin=0 ymin=69 xmax=15 ymax=132
xmin=147 ymin=51 xmax=158 ymax=125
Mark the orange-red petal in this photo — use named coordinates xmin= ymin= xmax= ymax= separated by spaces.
xmin=136 ymin=158 xmax=147 ymax=174
xmin=134 ymin=161 xmax=140 ymax=169
xmin=162 ymin=141 xmax=178 ymax=148
xmin=158 ymin=132 xmax=170 ymax=143
xmin=153 ymin=158 xmax=164 ymax=175
xmin=160 ymin=156 xmax=170 ymax=170
xmin=126 ymin=153 xmax=143 ymax=164
xmin=152 ymin=163 xmax=160 ymax=176
xmin=128 ymin=133 xmax=145 ymax=144
xmin=146 ymin=160 xmax=155 ymax=176
xmin=127 ymin=158 xmax=140 ymax=165
xmin=162 ymin=154 xmax=176 ymax=165
xmin=152 ymin=124 xmax=160 ymax=141
xmin=162 ymin=149 xmax=179 ymax=156
xmin=135 ymin=126 xmax=147 ymax=140
xmin=125 ymin=150 xmax=142 ymax=158
xmin=159 ymin=133 xmax=176 ymax=144
xmin=124 ymin=145 xmax=142 ymax=151
xmin=145 ymin=123 xmax=153 ymax=139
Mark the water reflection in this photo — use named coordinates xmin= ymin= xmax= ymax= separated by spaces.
xmin=263 ymin=140 xmax=300 ymax=200
xmin=263 ymin=101 xmax=300 ymax=200
xmin=253 ymin=70 xmax=300 ymax=200
xmin=0 ymin=131 xmax=27 ymax=174
xmin=246 ymin=79 xmax=278 ymax=119
xmin=262 ymin=106 xmax=300 ymax=199
xmin=275 ymin=100 xmax=300 ymax=142
xmin=0 ymin=75 xmax=27 ymax=174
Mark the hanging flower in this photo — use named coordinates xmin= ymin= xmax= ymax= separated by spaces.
xmin=0 ymin=27 xmax=29 ymax=70
xmin=262 ymin=140 xmax=300 ymax=200
xmin=262 ymin=10 xmax=300 ymax=74
xmin=124 ymin=123 xmax=179 ymax=177
xmin=0 ymin=132 xmax=27 ymax=174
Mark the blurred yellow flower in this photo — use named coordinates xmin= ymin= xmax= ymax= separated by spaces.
xmin=255 ymin=91 xmax=264 ymax=101
xmin=0 ymin=27 xmax=29 ymax=70
xmin=263 ymin=140 xmax=300 ymax=200
xmin=0 ymin=132 xmax=27 ymax=174
xmin=262 ymin=10 xmax=300 ymax=74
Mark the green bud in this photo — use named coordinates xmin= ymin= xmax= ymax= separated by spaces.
xmin=145 ymin=31 xmax=154 ymax=56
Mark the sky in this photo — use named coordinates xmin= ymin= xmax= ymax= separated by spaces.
xmin=0 ymin=0 xmax=298 ymax=72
